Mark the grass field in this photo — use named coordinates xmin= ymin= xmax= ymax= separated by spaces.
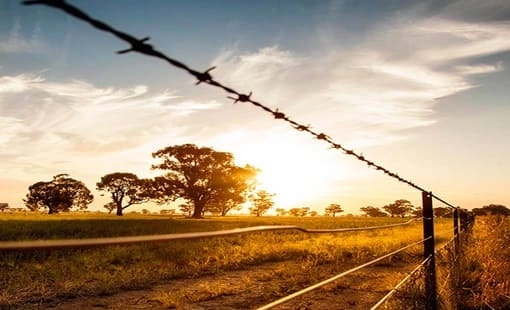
xmin=0 ymin=213 xmax=453 ymax=308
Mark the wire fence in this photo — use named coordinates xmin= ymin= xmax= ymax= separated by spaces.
xmin=8 ymin=1 xmax=474 ymax=308
xmin=0 ymin=219 xmax=417 ymax=251
xmin=257 ymin=237 xmax=430 ymax=310
xmin=370 ymin=256 xmax=432 ymax=310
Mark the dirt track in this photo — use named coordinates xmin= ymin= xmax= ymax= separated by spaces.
xmin=16 ymin=259 xmax=416 ymax=310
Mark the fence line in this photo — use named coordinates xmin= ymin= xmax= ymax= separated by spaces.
xmin=370 ymin=235 xmax=456 ymax=309
xmin=21 ymin=0 xmax=456 ymax=208
xmin=256 ymin=237 xmax=430 ymax=310
xmin=0 ymin=219 xmax=417 ymax=251
xmin=370 ymin=256 xmax=432 ymax=310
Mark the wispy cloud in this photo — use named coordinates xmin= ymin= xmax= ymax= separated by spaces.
xmin=210 ymin=15 xmax=510 ymax=148
xmin=0 ymin=20 xmax=45 ymax=54
xmin=0 ymin=74 xmax=222 ymax=178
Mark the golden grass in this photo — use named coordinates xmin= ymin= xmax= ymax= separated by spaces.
xmin=0 ymin=214 xmax=453 ymax=307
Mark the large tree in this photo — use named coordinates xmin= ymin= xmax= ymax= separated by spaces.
xmin=249 ymin=190 xmax=275 ymax=217
xmin=360 ymin=206 xmax=388 ymax=217
xmin=152 ymin=144 xmax=258 ymax=218
xmin=383 ymin=199 xmax=415 ymax=218
xmin=96 ymin=172 xmax=152 ymax=216
xmin=24 ymin=174 xmax=93 ymax=214
xmin=325 ymin=203 xmax=343 ymax=217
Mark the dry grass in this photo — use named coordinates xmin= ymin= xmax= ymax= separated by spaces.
xmin=0 ymin=214 xmax=452 ymax=308
xmin=457 ymin=215 xmax=510 ymax=309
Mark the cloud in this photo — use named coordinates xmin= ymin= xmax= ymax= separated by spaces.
xmin=0 ymin=74 xmax=222 ymax=177
xmin=0 ymin=20 xmax=45 ymax=54
xmin=210 ymin=13 xmax=510 ymax=147
xmin=410 ymin=19 xmax=510 ymax=63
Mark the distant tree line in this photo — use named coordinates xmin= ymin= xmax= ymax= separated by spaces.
xmin=20 ymin=143 xmax=510 ymax=219
xmin=23 ymin=144 xmax=271 ymax=218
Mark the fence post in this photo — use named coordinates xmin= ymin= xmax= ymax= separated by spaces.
xmin=453 ymin=207 xmax=459 ymax=255
xmin=422 ymin=191 xmax=437 ymax=310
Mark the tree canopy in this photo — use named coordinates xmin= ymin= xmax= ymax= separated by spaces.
xmin=24 ymin=174 xmax=93 ymax=214
xmin=0 ymin=203 xmax=9 ymax=212
xmin=152 ymin=144 xmax=258 ymax=218
xmin=325 ymin=203 xmax=343 ymax=217
xmin=249 ymin=190 xmax=275 ymax=217
xmin=360 ymin=206 xmax=388 ymax=217
xmin=96 ymin=172 xmax=152 ymax=216
xmin=383 ymin=199 xmax=415 ymax=218
xmin=288 ymin=207 xmax=310 ymax=217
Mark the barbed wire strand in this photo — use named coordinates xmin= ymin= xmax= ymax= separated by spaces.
xmin=22 ymin=0 xmax=456 ymax=208
xmin=370 ymin=255 xmax=431 ymax=310
xmin=256 ymin=237 xmax=430 ymax=310
xmin=0 ymin=219 xmax=416 ymax=251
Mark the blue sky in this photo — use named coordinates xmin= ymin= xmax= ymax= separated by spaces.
xmin=1 ymin=0 xmax=509 ymax=213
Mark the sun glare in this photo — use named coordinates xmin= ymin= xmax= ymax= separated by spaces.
xmin=216 ymin=131 xmax=348 ymax=210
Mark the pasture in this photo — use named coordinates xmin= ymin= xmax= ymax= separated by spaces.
xmin=0 ymin=213 xmax=453 ymax=309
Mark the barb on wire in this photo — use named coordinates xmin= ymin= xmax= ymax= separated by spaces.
xmin=256 ymin=237 xmax=431 ymax=310
xmin=0 ymin=219 xmax=416 ymax=251
xmin=370 ymin=256 xmax=431 ymax=310
xmin=22 ymin=0 xmax=456 ymax=208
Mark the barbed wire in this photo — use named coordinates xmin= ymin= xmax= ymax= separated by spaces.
xmin=256 ymin=237 xmax=431 ymax=310
xmin=22 ymin=0 xmax=456 ymax=208
xmin=0 ymin=219 xmax=416 ymax=251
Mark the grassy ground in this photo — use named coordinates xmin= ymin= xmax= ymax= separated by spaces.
xmin=0 ymin=213 xmax=453 ymax=308
xmin=456 ymin=216 xmax=510 ymax=309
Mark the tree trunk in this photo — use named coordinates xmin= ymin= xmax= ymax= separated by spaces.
xmin=116 ymin=203 xmax=123 ymax=216
xmin=191 ymin=201 xmax=204 ymax=219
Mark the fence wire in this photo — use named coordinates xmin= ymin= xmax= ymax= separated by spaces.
xmin=256 ymin=237 xmax=430 ymax=310
xmin=370 ymin=256 xmax=431 ymax=310
xmin=22 ymin=0 xmax=456 ymax=208
xmin=0 ymin=219 xmax=417 ymax=251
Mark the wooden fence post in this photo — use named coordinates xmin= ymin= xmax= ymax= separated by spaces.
xmin=422 ymin=191 xmax=437 ymax=310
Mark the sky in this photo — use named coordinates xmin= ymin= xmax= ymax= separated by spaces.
xmin=1 ymin=0 xmax=509 ymax=214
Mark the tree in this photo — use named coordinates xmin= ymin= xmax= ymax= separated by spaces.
xmin=141 ymin=209 xmax=150 ymax=215
xmin=360 ymin=206 xmax=388 ymax=217
xmin=160 ymin=209 xmax=175 ymax=216
xmin=411 ymin=208 xmax=423 ymax=218
xmin=96 ymin=172 xmax=153 ymax=216
xmin=24 ymin=174 xmax=93 ymax=214
xmin=249 ymin=190 xmax=274 ymax=217
xmin=325 ymin=204 xmax=343 ymax=217
xmin=383 ymin=199 xmax=415 ymax=218
xmin=434 ymin=207 xmax=452 ymax=218
xmin=299 ymin=207 xmax=310 ymax=216
xmin=288 ymin=207 xmax=301 ymax=216
xmin=309 ymin=210 xmax=318 ymax=217
xmin=288 ymin=207 xmax=309 ymax=217
xmin=275 ymin=208 xmax=287 ymax=216
xmin=472 ymin=204 xmax=510 ymax=216
xmin=152 ymin=144 xmax=258 ymax=218
xmin=0 ymin=203 xmax=9 ymax=212
xmin=104 ymin=202 xmax=116 ymax=214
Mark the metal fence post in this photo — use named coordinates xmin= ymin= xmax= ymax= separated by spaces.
xmin=422 ymin=191 xmax=437 ymax=310
xmin=453 ymin=207 xmax=459 ymax=255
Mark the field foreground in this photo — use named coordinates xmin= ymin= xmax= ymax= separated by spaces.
xmin=0 ymin=214 xmax=453 ymax=309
